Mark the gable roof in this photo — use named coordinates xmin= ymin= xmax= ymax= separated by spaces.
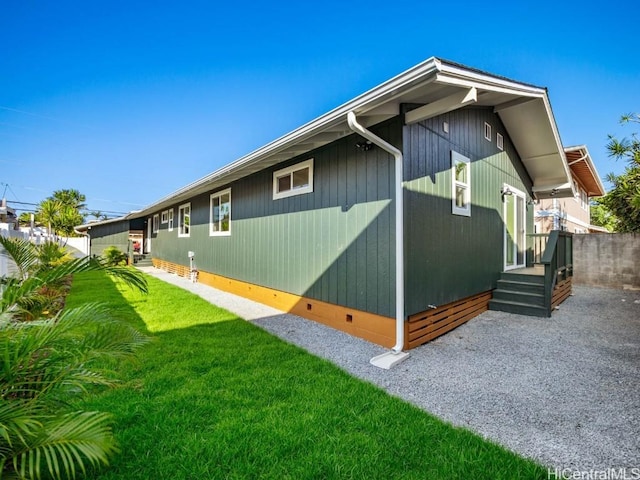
xmin=81 ymin=56 xmax=576 ymax=228
xmin=564 ymin=145 xmax=606 ymax=197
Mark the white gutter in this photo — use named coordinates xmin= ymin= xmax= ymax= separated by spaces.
xmin=347 ymin=111 xmax=409 ymax=370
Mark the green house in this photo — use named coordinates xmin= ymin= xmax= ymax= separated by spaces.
xmin=77 ymin=57 xmax=576 ymax=368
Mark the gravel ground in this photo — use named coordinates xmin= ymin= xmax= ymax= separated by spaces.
xmin=138 ymin=267 xmax=640 ymax=471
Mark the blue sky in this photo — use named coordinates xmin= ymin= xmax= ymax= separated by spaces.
xmin=2 ymin=0 xmax=638 ymax=218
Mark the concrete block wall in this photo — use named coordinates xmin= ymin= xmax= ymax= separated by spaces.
xmin=573 ymin=233 xmax=640 ymax=290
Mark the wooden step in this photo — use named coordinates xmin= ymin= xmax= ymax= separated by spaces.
xmin=492 ymin=289 xmax=545 ymax=307
xmin=500 ymin=272 xmax=545 ymax=284
xmin=496 ymin=279 xmax=545 ymax=295
xmin=488 ymin=298 xmax=548 ymax=317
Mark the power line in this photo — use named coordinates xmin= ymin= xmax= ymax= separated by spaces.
xmin=6 ymin=200 xmax=129 ymax=215
xmin=5 ymin=200 xmax=38 ymax=205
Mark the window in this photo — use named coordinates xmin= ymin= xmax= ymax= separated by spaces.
xmin=168 ymin=208 xmax=174 ymax=231
xmin=451 ymin=151 xmax=471 ymax=216
xmin=152 ymin=214 xmax=159 ymax=233
xmin=581 ymin=189 xmax=588 ymax=210
xmin=273 ymin=158 xmax=314 ymax=199
xmin=178 ymin=203 xmax=191 ymax=237
xmin=496 ymin=132 xmax=504 ymax=150
xmin=161 ymin=211 xmax=168 ymax=224
xmin=484 ymin=122 xmax=492 ymax=141
xmin=210 ymin=189 xmax=231 ymax=236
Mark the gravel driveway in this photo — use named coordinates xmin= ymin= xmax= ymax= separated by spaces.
xmin=140 ymin=268 xmax=640 ymax=472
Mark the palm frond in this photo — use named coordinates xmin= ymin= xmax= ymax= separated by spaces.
xmin=0 ymin=237 xmax=39 ymax=281
xmin=100 ymin=263 xmax=148 ymax=294
xmin=8 ymin=411 xmax=118 ymax=480
xmin=0 ymin=400 xmax=42 ymax=448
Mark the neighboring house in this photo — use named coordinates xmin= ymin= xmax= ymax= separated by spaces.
xmin=534 ymin=145 xmax=606 ymax=234
xmin=77 ymin=57 xmax=581 ymax=365
xmin=0 ymin=198 xmax=18 ymax=231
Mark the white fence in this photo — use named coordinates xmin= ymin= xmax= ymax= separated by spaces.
xmin=0 ymin=228 xmax=90 ymax=278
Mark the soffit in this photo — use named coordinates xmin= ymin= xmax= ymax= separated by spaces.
xmin=565 ymin=146 xmax=606 ymax=197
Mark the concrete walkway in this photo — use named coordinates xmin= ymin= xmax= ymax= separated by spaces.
xmin=137 ymin=266 xmax=640 ymax=472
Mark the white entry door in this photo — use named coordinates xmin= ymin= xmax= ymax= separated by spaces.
xmin=145 ymin=217 xmax=152 ymax=254
xmin=503 ymin=184 xmax=526 ymax=270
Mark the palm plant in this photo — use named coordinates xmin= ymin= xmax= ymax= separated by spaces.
xmin=35 ymin=200 xmax=60 ymax=239
xmin=0 ymin=237 xmax=149 ymax=479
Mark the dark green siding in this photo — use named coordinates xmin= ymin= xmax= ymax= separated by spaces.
xmin=150 ymin=108 xmax=535 ymax=320
xmin=403 ymin=106 xmax=534 ymax=316
xmin=152 ymin=119 xmax=400 ymax=318
xmin=88 ymin=221 xmax=130 ymax=257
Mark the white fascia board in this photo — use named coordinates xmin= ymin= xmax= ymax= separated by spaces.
xmin=76 ymin=214 xmax=131 ymax=231
xmin=437 ymin=61 xmax=547 ymax=94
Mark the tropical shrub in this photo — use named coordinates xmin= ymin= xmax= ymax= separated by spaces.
xmin=101 ymin=246 xmax=128 ymax=267
xmin=0 ymin=236 xmax=149 ymax=479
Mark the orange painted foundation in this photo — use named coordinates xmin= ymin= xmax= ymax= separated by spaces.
xmin=151 ymin=258 xmax=396 ymax=348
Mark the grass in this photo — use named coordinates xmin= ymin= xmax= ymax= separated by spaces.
xmin=67 ymin=271 xmax=548 ymax=479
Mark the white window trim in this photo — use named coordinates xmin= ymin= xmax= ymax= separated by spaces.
xmin=168 ymin=208 xmax=174 ymax=232
xmin=496 ymin=132 xmax=504 ymax=150
xmin=152 ymin=214 xmax=159 ymax=233
xmin=210 ymin=188 xmax=231 ymax=236
xmin=484 ymin=122 xmax=492 ymax=141
xmin=178 ymin=203 xmax=191 ymax=238
xmin=273 ymin=158 xmax=314 ymax=200
xmin=451 ymin=151 xmax=471 ymax=217
xmin=161 ymin=210 xmax=168 ymax=224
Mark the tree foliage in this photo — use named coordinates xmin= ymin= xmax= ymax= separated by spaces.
xmin=597 ymin=113 xmax=640 ymax=233
xmin=0 ymin=236 xmax=149 ymax=479
xmin=35 ymin=189 xmax=87 ymax=238
xmin=590 ymin=201 xmax=617 ymax=232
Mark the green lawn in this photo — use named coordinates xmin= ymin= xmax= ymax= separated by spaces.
xmin=68 ymin=271 xmax=547 ymax=480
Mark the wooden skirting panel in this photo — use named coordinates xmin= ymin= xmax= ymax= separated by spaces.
xmin=552 ymin=277 xmax=572 ymax=309
xmin=151 ymin=259 xmax=396 ymax=348
xmin=152 ymin=258 xmax=193 ymax=277
xmin=406 ymin=291 xmax=492 ymax=350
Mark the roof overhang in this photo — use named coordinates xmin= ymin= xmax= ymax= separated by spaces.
xmin=564 ymin=145 xmax=606 ymax=197
xmin=109 ymin=57 xmax=575 ymax=218
xmin=76 ymin=213 xmax=139 ymax=232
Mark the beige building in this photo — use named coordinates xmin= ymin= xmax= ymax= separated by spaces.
xmin=534 ymin=145 xmax=606 ymax=234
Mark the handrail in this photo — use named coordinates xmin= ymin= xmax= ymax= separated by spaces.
xmin=539 ymin=230 xmax=573 ymax=316
xmin=528 ymin=233 xmax=550 ymax=265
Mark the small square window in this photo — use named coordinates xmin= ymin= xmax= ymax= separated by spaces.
xmin=273 ymin=159 xmax=314 ymax=200
xmin=496 ymin=133 xmax=504 ymax=151
xmin=161 ymin=211 xmax=168 ymax=224
xmin=484 ymin=122 xmax=492 ymax=141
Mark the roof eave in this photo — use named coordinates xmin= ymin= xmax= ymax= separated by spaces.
xmin=131 ymin=57 xmax=574 ymax=214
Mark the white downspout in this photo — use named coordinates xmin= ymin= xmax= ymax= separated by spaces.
xmin=347 ymin=111 xmax=409 ymax=369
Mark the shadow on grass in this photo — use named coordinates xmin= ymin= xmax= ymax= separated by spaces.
xmin=68 ymin=271 xmax=548 ymax=480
